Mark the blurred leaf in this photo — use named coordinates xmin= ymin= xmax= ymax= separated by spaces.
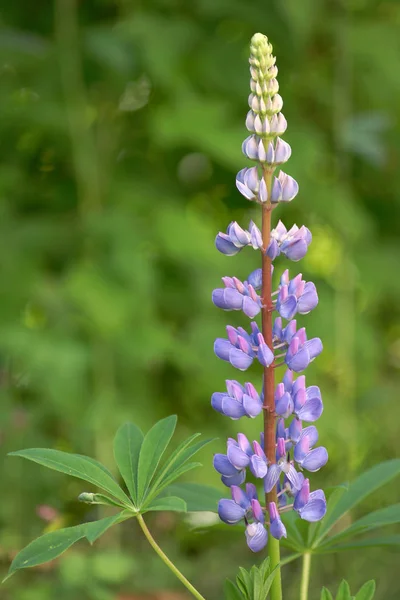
xmin=309 ymin=485 xmax=348 ymax=547
xmin=335 ymin=580 xmax=352 ymax=600
xmin=136 ymin=415 xmax=177 ymax=502
xmin=160 ymin=482 xmax=223 ymax=512
xmin=113 ymin=422 xmax=144 ymax=505
xmin=8 ymin=449 xmax=132 ymax=507
xmin=315 ymin=460 xmax=400 ymax=542
xmin=319 ymin=504 xmax=400 ymax=550
xmin=355 ymin=581 xmax=376 ymax=600
xmin=320 ymin=588 xmax=334 ymax=600
xmin=224 ymin=578 xmax=244 ymax=600
xmin=318 ymin=535 xmax=400 ymax=553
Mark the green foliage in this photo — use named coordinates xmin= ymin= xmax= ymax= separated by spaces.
xmin=223 ymin=558 xmax=278 ymax=600
xmin=4 ymin=417 xmax=218 ymax=581
xmin=320 ymin=580 xmax=375 ymax=600
xmin=280 ymin=460 xmax=400 ymax=556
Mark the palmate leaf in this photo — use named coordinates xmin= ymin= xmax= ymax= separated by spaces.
xmin=136 ymin=415 xmax=177 ymax=503
xmin=232 ymin=558 xmax=277 ymax=600
xmin=354 ymin=581 xmax=376 ymax=600
xmin=4 ymin=512 xmax=129 ymax=581
xmin=320 ymin=580 xmax=376 ymax=600
xmin=317 ymin=534 xmax=400 ymax=553
xmin=320 ymin=588 xmax=334 ymax=600
xmin=8 ymin=449 xmax=132 ymax=507
xmin=113 ymin=422 xmax=144 ymax=505
xmin=224 ymin=579 xmax=244 ymax=600
xmin=335 ymin=580 xmax=352 ymax=600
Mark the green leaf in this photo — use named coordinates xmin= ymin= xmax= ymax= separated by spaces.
xmin=223 ymin=579 xmax=244 ymax=600
xmin=318 ymin=460 xmax=400 ymax=540
xmin=136 ymin=415 xmax=177 ymax=503
xmin=160 ymin=482 xmax=223 ymax=512
xmin=320 ymin=504 xmax=400 ymax=549
xmin=148 ymin=435 xmax=214 ymax=500
xmin=318 ymin=535 xmax=400 ymax=553
xmin=83 ymin=512 xmax=130 ymax=543
xmin=9 ymin=449 xmax=132 ymax=507
xmin=4 ymin=513 xmax=127 ymax=581
xmin=149 ymin=461 xmax=203 ymax=498
xmin=355 ymin=581 xmax=376 ymax=600
xmin=260 ymin=564 xmax=278 ymax=598
xmin=78 ymin=492 xmax=127 ymax=508
xmin=320 ymin=588 xmax=334 ymax=600
xmin=280 ymin=510 xmax=307 ymax=551
xmin=143 ymin=496 xmax=187 ymax=513
xmin=336 ymin=580 xmax=352 ymax=600
xmin=113 ymin=422 xmax=144 ymax=505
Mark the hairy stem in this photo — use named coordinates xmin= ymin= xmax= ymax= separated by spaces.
xmin=261 ymin=170 xmax=282 ymax=600
xmin=300 ymin=552 xmax=311 ymax=600
xmin=137 ymin=514 xmax=206 ymax=600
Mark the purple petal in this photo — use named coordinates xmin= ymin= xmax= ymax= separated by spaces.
xmin=297 ymin=495 xmax=327 ymax=522
xmin=275 ymin=391 xmax=294 ymax=419
xmin=221 ymin=470 xmax=246 ymax=487
xmin=221 ymin=396 xmax=247 ymax=419
xmin=283 ymin=239 xmax=308 ymax=261
xmin=251 ymin=499 xmax=264 ymax=523
xmin=213 ymin=454 xmax=238 ymax=476
xmin=224 ymin=288 xmax=245 ymax=310
xmin=211 ymin=392 xmax=226 ymax=415
xmin=246 ymin=483 xmax=258 ymax=501
xmin=247 ymin=268 xmax=262 ymax=290
xmin=218 ymin=499 xmax=245 ymax=524
xmin=243 ymin=296 xmax=261 ymax=318
xmin=286 ymin=346 xmax=310 ymax=372
xmin=289 ymin=418 xmax=302 ymax=443
xmin=229 ymin=348 xmax=253 ymax=371
xmin=215 ymin=233 xmax=241 ymax=256
xmin=285 ymin=464 xmax=302 ymax=490
xmin=214 ymin=339 xmax=232 ymax=361
xmin=231 ymin=485 xmax=251 ymax=509
xmin=264 ymin=464 xmax=281 ymax=493
xmin=270 ymin=517 xmax=287 ymax=540
xmin=297 ymin=397 xmax=323 ymax=421
xmin=259 ymin=178 xmax=268 ymax=203
xmin=304 ymin=338 xmax=323 ymax=361
xmin=228 ymin=222 xmax=250 ymax=247
xmin=294 ymin=478 xmax=310 ymax=511
xmin=257 ymin=340 xmax=274 ymax=367
xmin=274 ymin=138 xmax=292 ymax=163
xmin=301 ymin=447 xmax=328 ymax=472
xmin=266 ymin=239 xmax=280 ymax=260
xmin=243 ymin=393 xmax=263 ymax=418
xmin=249 ymin=455 xmax=268 ymax=478
xmin=245 ymin=523 xmax=268 ymax=552
xmin=278 ymin=295 xmax=298 ymax=320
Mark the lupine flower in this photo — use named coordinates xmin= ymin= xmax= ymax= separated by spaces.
xmin=276 ymin=270 xmax=318 ymax=320
xmin=212 ymin=276 xmax=261 ymax=318
xmin=211 ymin=380 xmax=263 ymax=419
xmin=242 ymin=135 xmax=292 ymax=166
xmin=212 ymin=32 xmax=327 ymax=553
xmin=285 ymin=328 xmax=323 ymax=372
xmin=214 ymin=323 xmax=274 ymax=370
xmin=294 ymin=477 xmax=327 ymax=522
xmin=269 ymin=502 xmax=287 ymax=539
xmin=266 ymin=221 xmax=312 ymax=261
xmin=294 ymin=426 xmax=328 ymax=472
xmin=218 ymin=483 xmax=257 ymax=524
xmin=264 ymin=438 xmax=301 ymax=493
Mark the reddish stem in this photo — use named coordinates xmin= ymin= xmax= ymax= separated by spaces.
xmin=261 ymin=200 xmax=278 ymax=508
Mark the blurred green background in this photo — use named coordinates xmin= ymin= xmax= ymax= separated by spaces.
xmin=0 ymin=0 xmax=399 ymax=598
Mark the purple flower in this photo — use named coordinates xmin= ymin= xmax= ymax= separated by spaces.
xmin=294 ymin=478 xmax=327 ymax=522
xmin=264 ymin=438 xmax=301 ymax=493
xmin=211 ymin=380 xmax=263 ymax=419
xmin=214 ymin=324 xmax=273 ymax=371
xmin=276 ymin=270 xmax=319 ymax=320
xmin=218 ymin=483 xmax=257 ymax=524
xmin=245 ymin=522 xmax=268 ymax=552
xmin=216 ymin=222 xmax=250 ymax=256
xmin=242 ymin=135 xmax=291 ymax=166
xmin=213 ymin=453 xmax=246 ymax=487
xmin=293 ymin=383 xmax=323 ymax=422
xmin=275 ymin=383 xmax=294 ymax=418
xmin=249 ymin=441 xmax=268 ymax=478
xmin=266 ymin=221 xmax=312 ymax=261
xmin=294 ymin=426 xmax=328 ymax=472
xmin=269 ymin=502 xmax=287 ymax=539
xmin=285 ymin=328 xmax=323 ymax=372
xmin=212 ymin=276 xmax=262 ymax=318
xmin=271 ymin=171 xmax=299 ymax=203
xmin=236 ymin=167 xmax=268 ymax=203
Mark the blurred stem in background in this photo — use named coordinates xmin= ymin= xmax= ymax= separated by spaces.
xmin=54 ymin=0 xmax=118 ymax=527
xmin=333 ymin=0 xmax=358 ymax=478
xmin=300 ymin=552 xmax=311 ymax=600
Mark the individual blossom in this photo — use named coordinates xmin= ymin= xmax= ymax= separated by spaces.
xmin=285 ymin=328 xmax=323 ymax=372
xmin=294 ymin=426 xmax=328 ymax=472
xmin=274 ymin=383 xmax=294 ymax=419
xmin=212 ymin=276 xmax=261 ymax=318
xmin=269 ymin=502 xmax=287 ymax=540
xmin=264 ymin=438 xmax=301 ymax=493
xmin=291 ymin=376 xmax=323 ymax=422
xmin=214 ymin=323 xmax=274 ymax=370
xmin=211 ymin=380 xmax=263 ymax=419
xmin=276 ymin=270 xmax=318 ymax=320
xmin=213 ymin=434 xmax=253 ymax=487
xmin=215 ymin=221 xmax=263 ymax=256
xmin=249 ymin=440 xmax=268 ymax=478
xmin=294 ymin=476 xmax=327 ymax=522
xmin=266 ymin=221 xmax=312 ymax=261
